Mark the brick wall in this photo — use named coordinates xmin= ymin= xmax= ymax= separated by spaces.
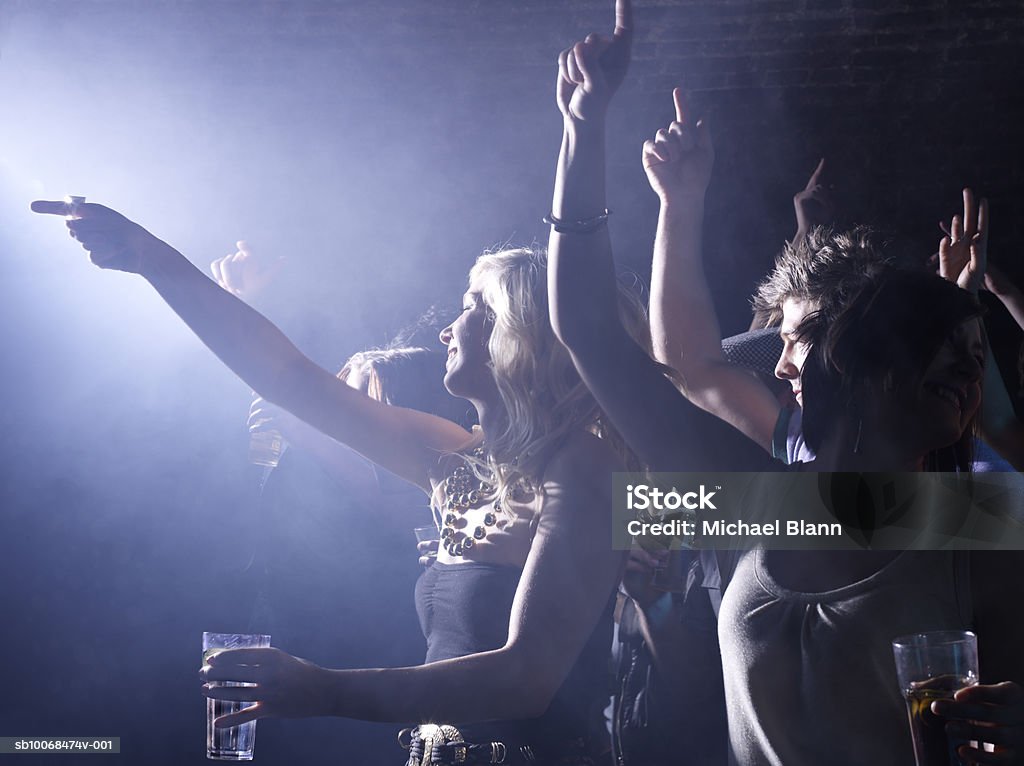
xmin=6 ymin=0 xmax=1023 ymax=347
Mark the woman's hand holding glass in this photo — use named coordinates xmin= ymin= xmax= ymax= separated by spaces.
xmin=201 ymin=647 xmax=333 ymax=728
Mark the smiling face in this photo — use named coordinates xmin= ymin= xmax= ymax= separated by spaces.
xmin=905 ymin=318 xmax=985 ymax=450
xmin=438 ymin=280 xmax=497 ymax=401
xmin=853 ymin=316 xmax=984 ymax=466
xmin=774 ymin=297 xmax=816 ymax=408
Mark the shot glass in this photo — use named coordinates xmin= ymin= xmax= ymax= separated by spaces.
xmin=892 ymin=630 xmax=979 ymax=766
xmin=64 ymin=195 xmax=86 ymax=220
xmin=202 ymin=632 xmax=271 ymax=760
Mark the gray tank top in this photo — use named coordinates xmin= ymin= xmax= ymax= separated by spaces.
xmin=718 ymin=549 xmax=973 ymax=766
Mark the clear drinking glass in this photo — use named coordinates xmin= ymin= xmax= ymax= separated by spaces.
xmin=248 ymin=429 xmax=285 ymax=468
xmin=892 ymin=630 xmax=979 ymax=766
xmin=203 ymin=632 xmax=271 ymax=760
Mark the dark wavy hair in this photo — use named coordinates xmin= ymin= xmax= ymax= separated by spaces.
xmin=796 ymin=270 xmax=984 ymax=471
xmin=752 ymin=225 xmax=911 ymax=328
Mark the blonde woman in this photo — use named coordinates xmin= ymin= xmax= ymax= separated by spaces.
xmin=33 ymin=195 xmax=639 ymax=763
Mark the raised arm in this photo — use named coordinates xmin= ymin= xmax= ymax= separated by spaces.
xmin=935 ymin=189 xmax=1024 ymax=469
xmin=202 ymin=434 xmax=625 ymax=725
xmin=791 ymin=158 xmax=833 ymax=245
xmin=546 ymin=1 xmax=766 ymax=471
xmin=986 ymin=263 xmax=1024 ymax=331
xmin=31 ymin=201 xmax=472 ymax=490
xmin=646 ymin=90 xmax=782 ymax=453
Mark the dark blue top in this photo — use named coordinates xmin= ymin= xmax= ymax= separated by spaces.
xmin=415 ymin=561 xmax=613 ymax=752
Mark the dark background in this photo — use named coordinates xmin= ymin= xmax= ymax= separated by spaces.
xmin=1 ymin=1 xmax=1021 ymax=764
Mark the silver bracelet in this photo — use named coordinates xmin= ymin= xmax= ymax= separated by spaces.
xmin=543 ymin=208 xmax=611 ymax=234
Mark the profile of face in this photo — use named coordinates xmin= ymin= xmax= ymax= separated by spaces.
xmin=343 ymin=363 xmax=371 ymax=395
xmin=438 ymin=278 xmax=497 ymax=400
xmin=774 ymin=297 xmax=816 ymax=408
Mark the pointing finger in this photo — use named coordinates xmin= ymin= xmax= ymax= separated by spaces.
xmin=31 ymin=200 xmax=72 ymax=216
xmin=672 ymin=87 xmax=686 ymax=124
xmin=808 ymin=157 xmax=826 ymax=186
xmin=614 ymin=0 xmax=633 ymax=39
xmin=962 ymin=188 xmax=977 ymax=239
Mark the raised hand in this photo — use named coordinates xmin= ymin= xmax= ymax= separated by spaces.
xmin=792 ymin=158 xmax=834 ymax=242
xmin=938 ymin=187 xmax=989 ymax=295
xmin=30 ymin=200 xmax=171 ymax=274
xmin=210 ymin=241 xmax=285 ymax=300
xmin=642 ymin=88 xmax=714 ymax=205
xmin=556 ymin=0 xmax=633 ymax=123
xmin=201 ymin=647 xmax=331 ymax=727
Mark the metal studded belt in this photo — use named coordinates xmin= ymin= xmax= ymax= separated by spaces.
xmin=398 ymin=724 xmax=595 ymax=766
xmin=399 ymin=724 xmax=508 ymax=765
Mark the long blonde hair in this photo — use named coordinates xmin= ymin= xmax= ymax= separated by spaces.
xmin=464 ymin=247 xmax=647 ymax=506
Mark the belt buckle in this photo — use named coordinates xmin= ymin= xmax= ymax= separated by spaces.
xmin=408 ymin=723 xmax=467 ymax=766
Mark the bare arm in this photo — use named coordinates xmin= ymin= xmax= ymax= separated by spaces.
xmin=936 ymin=189 xmax=1024 ymax=469
xmin=546 ymin=2 xmax=769 ymax=472
xmin=987 ymin=264 xmax=1024 ymax=331
xmin=204 ymin=434 xmax=626 ymax=724
xmin=646 ymin=90 xmax=781 ymax=452
xmin=31 ymin=201 xmax=472 ymax=490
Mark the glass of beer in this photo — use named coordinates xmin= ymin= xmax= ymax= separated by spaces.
xmin=202 ymin=632 xmax=271 ymax=760
xmin=892 ymin=630 xmax=979 ymax=766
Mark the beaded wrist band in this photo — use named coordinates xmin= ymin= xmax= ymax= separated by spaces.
xmin=543 ymin=208 xmax=612 ymax=234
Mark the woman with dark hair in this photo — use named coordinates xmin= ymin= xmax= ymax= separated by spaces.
xmin=795 ymin=269 xmax=984 ymax=472
xmin=544 ymin=4 xmax=1024 ymax=763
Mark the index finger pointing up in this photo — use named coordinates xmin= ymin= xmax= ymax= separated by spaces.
xmin=30 ymin=200 xmax=70 ymax=216
xmin=673 ymin=87 xmax=686 ymax=124
xmin=614 ymin=0 xmax=633 ymax=38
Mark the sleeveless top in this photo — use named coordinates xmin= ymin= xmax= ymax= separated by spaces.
xmin=718 ymin=549 xmax=973 ymax=766
xmin=415 ymin=561 xmax=613 ymax=754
